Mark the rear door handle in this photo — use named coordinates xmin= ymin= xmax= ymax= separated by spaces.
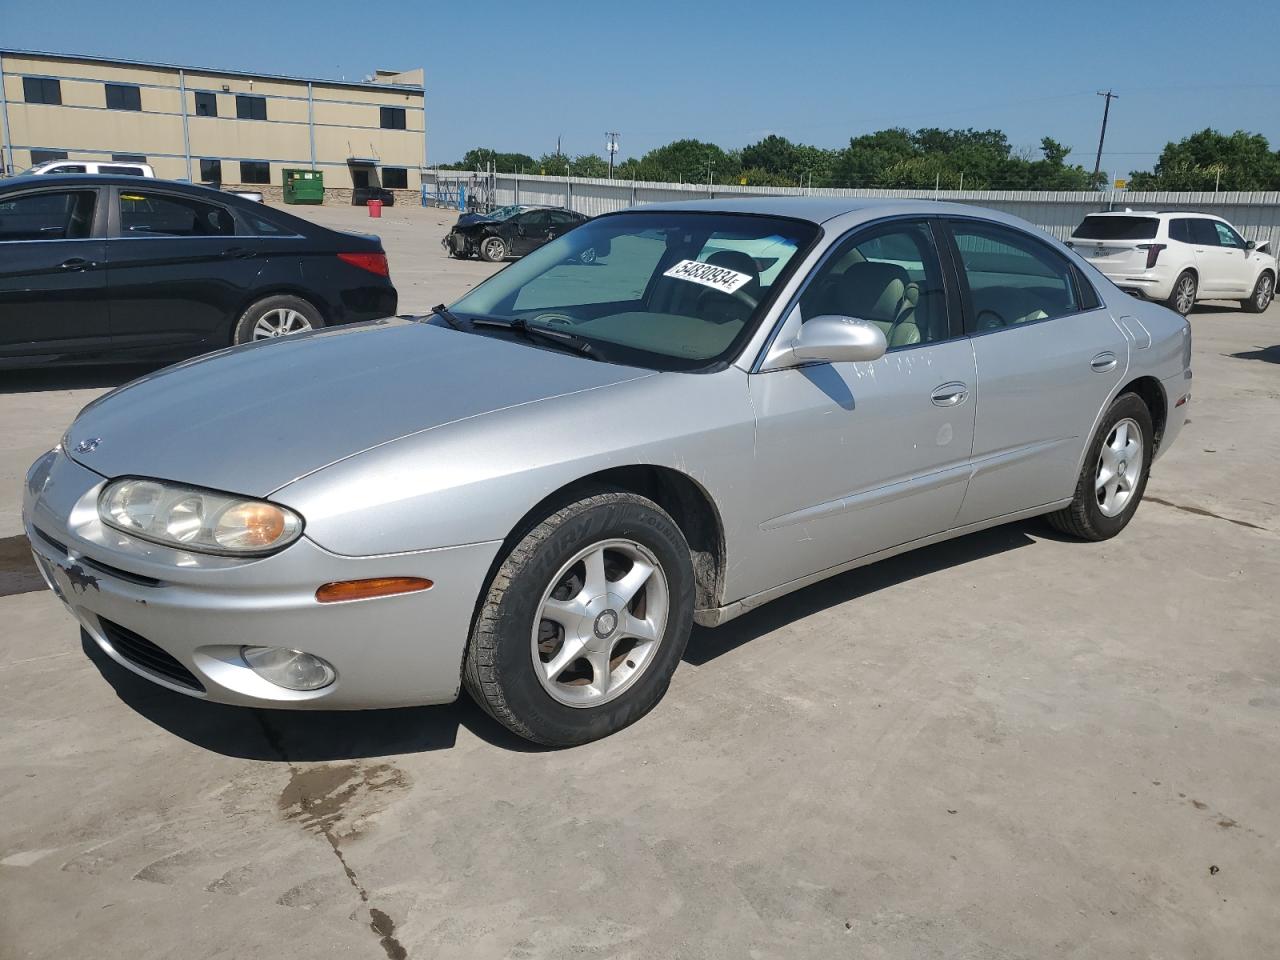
xmin=220 ymin=247 xmax=256 ymax=259
xmin=58 ymin=257 xmax=94 ymax=271
xmin=930 ymin=382 xmax=969 ymax=407
xmin=1091 ymin=351 xmax=1118 ymax=372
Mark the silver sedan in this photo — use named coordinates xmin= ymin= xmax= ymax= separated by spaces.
xmin=24 ymin=198 xmax=1192 ymax=745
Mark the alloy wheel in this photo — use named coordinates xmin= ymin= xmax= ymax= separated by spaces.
xmin=1175 ymin=276 xmax=1196 ymax=314
xmin=1258 ymin=275 xmax=1274 ymax=310
xmin=1096 ymin=418 xmax=1143 ymax=518
xmin=485 ymin=238 xmax=506 ymax=260
xmin=530 ymin=539 xmax=669 ymax=707
xmin=252 ymin=308 xmax=313 ymax=340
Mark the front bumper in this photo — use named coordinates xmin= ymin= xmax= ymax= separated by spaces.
xmin=23 ymin=449 xmax=500 ymax=709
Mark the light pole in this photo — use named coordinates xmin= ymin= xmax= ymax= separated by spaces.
xmin=606 ymin=132 xmax=619 ymax=179
xmin=1092 ymin=90 xmax=1118 ymax=188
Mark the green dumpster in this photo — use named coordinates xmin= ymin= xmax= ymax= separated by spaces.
xmin=282 ymin=168 xmax=324 ymax=204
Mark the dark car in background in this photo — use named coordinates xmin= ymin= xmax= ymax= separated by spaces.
xmin=443 ymin=204 xmax=590 ymax=262
xmin=0 ymin=175 xmax=397 ymax=367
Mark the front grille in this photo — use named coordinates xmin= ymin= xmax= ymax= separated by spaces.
xmin=99 ymin=619 xmax=204 ymax=692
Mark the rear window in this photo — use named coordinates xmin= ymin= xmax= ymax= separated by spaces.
xmin=1073 ymin=215 xmax=1159 ymax=240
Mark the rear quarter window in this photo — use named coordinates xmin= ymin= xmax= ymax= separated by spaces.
xmin=1073 ymin=216 xmax=1159 ymax=240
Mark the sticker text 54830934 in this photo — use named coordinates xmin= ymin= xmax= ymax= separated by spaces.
xmin=662 ymin=258 xmax=753 ymax=294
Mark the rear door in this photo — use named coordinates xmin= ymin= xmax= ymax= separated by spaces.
xmin=105 ymin=186 xmax=265 ymax=353
xmin=1070 ymin=214 xmax=1160 ymax=275
xmin=942 ymin=218 xmax=1128 ymax=526
xmin=0 ymin=187 xmax=109 ymax=358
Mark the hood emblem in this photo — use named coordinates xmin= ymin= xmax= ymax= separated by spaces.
xmin=75 ymin=437 xmax=102 ymax=454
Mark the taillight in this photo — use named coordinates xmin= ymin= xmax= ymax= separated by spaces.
xmin=1136 ymin=243 xmax=1166 ymax=269
xmin=337 ymin=252 xmax=389 ymax=277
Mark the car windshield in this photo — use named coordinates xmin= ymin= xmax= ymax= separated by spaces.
xmin=1073 ymin=215 xmax=1159 ymax=240
xmin=448 ymin=211 xmax=818 ymax=371
xmin=483 ymin=205 xmax=526 ymax=221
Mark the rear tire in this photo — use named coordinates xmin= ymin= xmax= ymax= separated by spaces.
xmin=1046 ymin=393 xmax=1153 ymax=541
xmin=463 ymin=490 xmax=695 ymax=747
xmin=1167 ymin=270 xmax=1197 ymax=316
xmin=232 ymin=295 xmax=324 ymax=345
xmin=1240 ymin=271 xmax=1274 ymax=313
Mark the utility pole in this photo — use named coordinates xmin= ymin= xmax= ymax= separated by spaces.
xmin=1092 ymin=90 xmax=1118 ymax=188
xmin=605 ymin=131 xmax=619 ymax=179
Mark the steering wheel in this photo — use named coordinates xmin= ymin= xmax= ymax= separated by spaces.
xmin=696 ymin=286 xmax=759 ymax=320
xmin=531 ymin=312 xmax=577 ymax=327
xmin=975 ymin=308 xmax=1006 ymax=330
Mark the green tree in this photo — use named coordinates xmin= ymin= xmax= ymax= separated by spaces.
xmin=457 ymin=148 xmax=536 ymax=173
xmin=1128 ymin=129 xmax=1280 ymax=190
xmin=635 ymin=139 xmax=739 ymax=184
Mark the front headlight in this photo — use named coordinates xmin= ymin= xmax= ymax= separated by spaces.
xmin=99 ymin=478 xmax=303 ymax=555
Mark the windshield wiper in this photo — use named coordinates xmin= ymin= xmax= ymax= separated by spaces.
xmin=429 ymin=303 xmax=464 ymax=330
xmin=469 ymin=316 xmax=599 ymax=359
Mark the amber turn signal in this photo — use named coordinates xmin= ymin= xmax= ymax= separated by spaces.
xmin=315 ymin=577 xmax=433 ymax=603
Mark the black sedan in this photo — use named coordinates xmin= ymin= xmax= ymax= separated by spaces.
xmin=443 ymin=204 xmax=589 ymax=262
xmin=0 ymin=175 xmax=397 ymax=367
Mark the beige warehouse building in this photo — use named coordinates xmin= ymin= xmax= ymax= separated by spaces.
xmin=0 ymin=49 xmax=425 ymax=197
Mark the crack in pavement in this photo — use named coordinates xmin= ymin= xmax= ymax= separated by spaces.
xmin=254 ymin=712 xmax=409 ymax=960
xmin=1146 ymin=496 xmax=1268 ymax=531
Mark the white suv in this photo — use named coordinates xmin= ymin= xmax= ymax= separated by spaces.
xmin=1069 ymin=211 xmax=1275 ymax=316
xmin=24 ymin=159 xmax=155 ymax=178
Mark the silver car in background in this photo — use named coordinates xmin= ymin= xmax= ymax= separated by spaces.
xmin=24 ymin=198 xmax=1192 ymax=745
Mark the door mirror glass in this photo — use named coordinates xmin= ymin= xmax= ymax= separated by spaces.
xmin=782 ymin=315 xmax=887 ymax=366
xmin=1245 ymin=239 xmax=1257 ymax=251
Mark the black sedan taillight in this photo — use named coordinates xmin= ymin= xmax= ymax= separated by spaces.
xmin=1136 ymin=243 xmax=1166 ymax=269
xmin=337 ymin=252 xmax=390 ymax=277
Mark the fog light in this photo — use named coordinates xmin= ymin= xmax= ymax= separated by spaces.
xmin=241 ymin=646 xmax=335 ymax=691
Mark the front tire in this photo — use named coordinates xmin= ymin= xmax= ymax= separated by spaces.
xmin=1167 ymin=270 xmax=1197 ymax=316
xmin=1241 ymin=271 xmax=1274 ymax=313
xmin=464 ymin=491 xmax=695 ymax=746
xmin=232 ymin=295 xmax=324 ymax=345
xmin=479 ymin=236 xmax=507 ymax=262
xmin=1046 ymin=393 xmax=1153 ymax=541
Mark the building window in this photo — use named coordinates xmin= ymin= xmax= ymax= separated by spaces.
xmin=382 ymin=167 xmax=408 ymax=189
xmin=236 ymin=95 xmax=267 ymax=121
xmin=199 ymin=158 xmax=223 ymax=183
xmin=112 ymin=154 xmax=147 ymax=163
xmin=194 ymin=92 xmax=218 ymax=117
xmin=105 ymin=83 xmax=142 ymax=111
xmin=22 ymin=76 xmax=62 ymax=105
xmin=380 ymin=106 xmax=407 ymax=130
xmin=239 ymin=160 xmax=271 ymax=184
xmin=30 ymin=150 xmax=69 ymax=165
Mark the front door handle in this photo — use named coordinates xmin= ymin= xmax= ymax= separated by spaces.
xmin=220 ymin=247 xmax=256 ymax=259
xmin=930 ymin=382 xmax=969 ymax=407
xmin=1091 ymin=351 xmax=1118 ymax=373
xmin=58 ymin=257 xmax=94 ymax=271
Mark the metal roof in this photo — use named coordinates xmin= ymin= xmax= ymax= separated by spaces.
xmin=0 ymin=47 xmax=424 ymax=93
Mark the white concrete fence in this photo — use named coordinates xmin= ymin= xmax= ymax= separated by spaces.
xmin=426 ymin=170 xmax=1280 ymax=247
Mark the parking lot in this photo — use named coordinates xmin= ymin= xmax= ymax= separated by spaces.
xmin=2 ymin=202 xmax=1278 ymax=959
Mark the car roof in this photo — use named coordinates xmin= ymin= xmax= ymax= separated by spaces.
xmin=628 ymin=195 xmax=1041 ymax=227
xmin=0 ymin=173 xmax=261 ymax=204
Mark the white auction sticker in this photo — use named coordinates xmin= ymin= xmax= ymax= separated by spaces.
xmin=662 ymin=258 xmax=752 ymax=294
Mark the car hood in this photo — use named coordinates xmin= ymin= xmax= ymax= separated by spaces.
xmin=64 ymin=319 xmax=654 ymax=497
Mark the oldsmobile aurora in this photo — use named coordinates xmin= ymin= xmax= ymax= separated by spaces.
xmin=24 ymin=198 xmax=1192 ymax=745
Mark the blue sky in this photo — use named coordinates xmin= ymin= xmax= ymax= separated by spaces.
xmin=3 ymin=0 xmax=1277 ymax=176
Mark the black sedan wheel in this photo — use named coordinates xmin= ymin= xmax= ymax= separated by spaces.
xmin=480 ymin=236 xmax=508 ymax=262
xmin=233 ymin=295 xmax=324 ymax=345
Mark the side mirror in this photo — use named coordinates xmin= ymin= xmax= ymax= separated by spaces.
xmin=1245 ymin=239 xmax=1257 ymax=251
xmin=781 ymin=315 xmax=888 ymax=366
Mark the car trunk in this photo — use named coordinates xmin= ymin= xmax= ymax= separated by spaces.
xmin=1070 ymin=215 xmax=1161 ymax=272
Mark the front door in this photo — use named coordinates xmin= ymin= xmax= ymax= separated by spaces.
xmin=510 ymin=210 xmax=551 ymax=255
xmin=745 ymin=219 xmax=976 ymax=594
xmin=941 ymin=218 xmax=1129 ymax=526
xmin=0 ymin=187 xmax=110 ymax=359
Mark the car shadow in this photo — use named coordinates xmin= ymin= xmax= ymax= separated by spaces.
xmin=683 ymin=521 xmax=1039 ymax=666
xmin=83 ymin=520 xmax=1044 ymax=759
xmin=1229 ymin=344 xmax=1280 ymax=365
xmin=0 ymin=363 xmax=167 ymax=395
xmin=80 ymin=631 xmax=549 ymax=760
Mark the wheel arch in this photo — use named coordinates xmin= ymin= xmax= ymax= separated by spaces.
xmin=1119 ymin=375 xmax=1168 ymax=453
xmin=486 ymin=465 xmax=727 ymax=614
